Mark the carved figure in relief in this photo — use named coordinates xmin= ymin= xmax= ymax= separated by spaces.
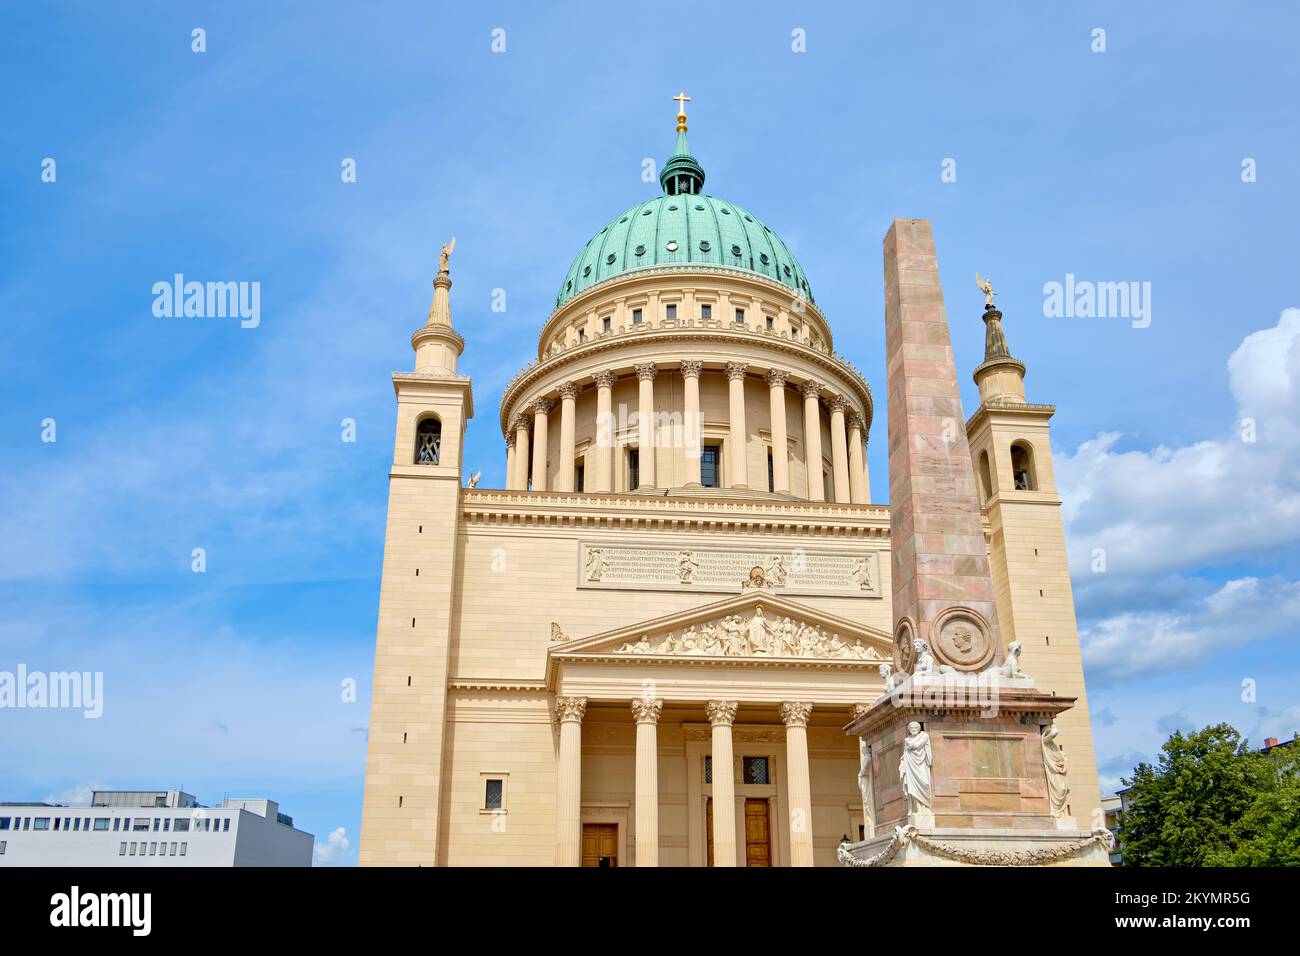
xmin=585 ymin=548 xmax=605 ymax=582
xmin=677 ymin=550 xmax=698 ymax=584
xmin=851 ymin=556 xmax=873 ymax=590
xmin=699 ymin=624 xmax=723 ymax=656
xmin=1042 ymin=723 xmax=1071 ymax=819
xmin=764 ymin=554 xmax=788 ymax=586
xmin=748 ymin=607 xmax=771 ymax=654
xmin=742 ymin=565 xmax=768 ymax=590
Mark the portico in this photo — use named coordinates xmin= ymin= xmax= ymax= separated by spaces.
xmin=546 ymin=592 xmax=889 ymax=866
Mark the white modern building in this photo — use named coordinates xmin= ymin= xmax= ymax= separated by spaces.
xmin=0 ymin=789 xmax=313 ymax=866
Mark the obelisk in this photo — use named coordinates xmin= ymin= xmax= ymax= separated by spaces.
xmin=882 ymin=219 xmax=1002 ymax=674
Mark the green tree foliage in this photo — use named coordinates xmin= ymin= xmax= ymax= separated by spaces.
xmin=1118 ymin=723 xmax=1299 ymax=866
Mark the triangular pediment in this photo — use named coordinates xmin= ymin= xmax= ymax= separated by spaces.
xmin=549 ymin=591 xmax=892 ymax=668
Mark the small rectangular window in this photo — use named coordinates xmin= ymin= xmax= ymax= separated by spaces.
xmin=632 ymin=308 xmax=643 ymax=325
xmin=119 ymin=842 xmax=126 ymax=856
xmin=180 ymin=843 xmax=187 ymax=856
xmin=767 ymin=451 xmax=775 ymax=492
xmin=665 ymin=304 xmax=677 ymax=320
xmin=149 ymin=842 xmax=157 ymax=856
xmin=602 ymin=316 xmax=611 ymax=332
xmin=700 ymin=445 xmax=720 ymax=488
xmin=484 ymin=779 xmax=504 ymax=811
xmin=153 ymin=818 xmax=161 ymax=831
xmin=742 ymin=756 xmax=770 ymax=785
xmin=627 ymin=449 xmax=640 ymax=490
xmin=54 ymin=818 xmax=61 ymax=831
xmin=169 ymin=842 xmax=177 ymax=856
xmin=174 ymin=818 xmax=190 ymax=832
xmin=577 ymin=328 xmax=586 ymax=343
xmin=223 ymin=818 xmax=230 ymax=832
xmin=0 ymin=842 xmax=6 ymax=855
xmin=33 ymin=818 xmax=49 ymax=831
xmin=765 ymin=315 xmax=774 ymax=330
xmin=93 ymin=818 xmax=109 ymax=831
xmin=163 ymin=818 xmax=170 ymax=831
xmin=575 ymin=464 xmax=585 ymax=493
xmin=133 ymin=819 xmax=149 ymax=831
xmin=0 ymin=818 xmax=9 ymax=831
xmin=113 ymin=818 xmax=121 ymax=832
xmin=704 ymin=755 xmax=712 ymax=784
xmin=735 ymin=308 xmax=745 ymax=325
xmin=701 ymin=304 xmax=712 ymax=320
xmin=129 ymin=842 xmax=137 ymax=856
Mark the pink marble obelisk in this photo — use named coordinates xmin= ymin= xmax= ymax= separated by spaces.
xmin=883 ymin=219 xmax=1002 ymax=673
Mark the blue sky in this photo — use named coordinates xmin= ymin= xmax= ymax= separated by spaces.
xmin=2 ymin=2 xmax=1298 ymax=864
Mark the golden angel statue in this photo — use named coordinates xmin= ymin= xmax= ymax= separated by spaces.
xmin=438 ymin=237 xmax=457 ymax=275
xmin=975 ymin=272 xmax=995 ymax=307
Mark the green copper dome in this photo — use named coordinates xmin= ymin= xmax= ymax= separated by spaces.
xmin=554 ymin=124 xmax=814 ymax=309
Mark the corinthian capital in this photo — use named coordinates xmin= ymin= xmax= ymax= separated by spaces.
xmin=847 ymin=410 xmax=864 ymax=431
xmin=593 ymin=369 xmax=616 ymax=389
xmin=631 ymin=698 xmax=664 ymax=724
xmin=554 ymin=696 xmax=587 ymax=724
xmin=828 ymin=394 xmax=849 ymax=415
xmin=635 ymin=362 xmax=658 ymax=382
xmin=531 ymin=397 xmax=553 ymax=416
xmin=725 ymin=362 xmax=749 ymax=382
xmin=780 ymin=701 xmax=813 ymax=728
xmin=558 ymin=381 xmax=579 ymax=401
xmin=679 ymin=360 xmax=704 ymax=380
xmin=766 ymin=368 xmax=789 ymax=389
xmin=706 ymin=700 xmax=739 ymax=727
xmin=800 ymin=380 xmax=823 ymax=401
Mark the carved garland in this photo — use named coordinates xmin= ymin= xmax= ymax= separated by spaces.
xmin=836 ymin=826 xmax=1115 ymax=868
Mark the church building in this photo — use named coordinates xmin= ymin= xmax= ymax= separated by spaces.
xmin=358 ymin=96 xmax=1102 ymax=866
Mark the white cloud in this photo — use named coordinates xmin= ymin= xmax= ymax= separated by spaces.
xmin=313 ymin=826 xmax=351 ymax=867
xmin=45 ymin=781 xmax=101 ymax=807
xmin=1057 ymin=308 xmax=1300 ymax=580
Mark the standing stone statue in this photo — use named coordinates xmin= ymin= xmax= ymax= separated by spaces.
xmin=857 ymin=741 xmax=874 ymax=837
xmin=584 ymin=548 xmax=605 ymax=582
xmin=1041 ymin=723 xmax=1070 ymax=818
xmin=898 ymin=720 xmax=932 ymax=816
xmin=747 ymin=607 xmax=771 ymax=654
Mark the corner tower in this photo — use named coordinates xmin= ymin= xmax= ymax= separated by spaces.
xmin=359 ymin=242 xmax=474 ymax=865
xmin=964 ymin=294 xmax=1102 ymax=825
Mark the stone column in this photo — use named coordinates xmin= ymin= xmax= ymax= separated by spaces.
xmin=631 ymin=697 xmax=663 ymax=866
xmin=504 ymin=433 xmax=517 ymax=491
xmin=681 ymin=361 xmax=704 ymax=487
xmin=781 ymin=701 xmax=815 ymax=866
xmin=554 ymin=696 xmax=587 ymax=866
xmin=707 ymin=700 xmax=739 ymax=867
xmin=556 ymin=382 xmax=578 ymax=492
xmin=530 ymin=399 xmax=552 ymax=492
xmin=829 ymin=395 xmax=851 ymax=503
xmin=802 ymin=382 xmax=825 ymax=501
xmin=726 ymin=362 xmax=749 ymax=489
xmin=513 ymin=416 xmax=531 ymax=490
xmin=593 ymin=370 xmax=615 ymax=493
xmin=634 ymin=363 xmax=657 ymax=489
xmin=767 ymin=369 xmax=790 ymax=494
xmin=847 ymin=412 xmax=869 ymax=504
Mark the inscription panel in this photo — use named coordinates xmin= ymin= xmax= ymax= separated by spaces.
xmin=579 ymin=543 xmax=882 ymax=598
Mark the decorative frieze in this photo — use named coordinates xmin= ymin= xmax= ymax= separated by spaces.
xmin=614 ymin=606 xmax=887 ymax=661
xmin=578 ymin=542 xmax=881 ymax=598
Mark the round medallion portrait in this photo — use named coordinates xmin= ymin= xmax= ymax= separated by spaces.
xmin=930 ymin=607 xmax=994 ymax=671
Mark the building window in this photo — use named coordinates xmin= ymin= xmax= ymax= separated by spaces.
xmin=223 ymin=819 xmax=230 ymax=832
xmin=149 ymin=842 xmax=157 ymax=856
xmin=632 ymin=308 xmax=643 ymax=325
xmin=577 ymin=328 xmax=587 ymax=343
xmin=174 ymin=818 xmax=190 ymax=832
xmin=700 ymin=445 xmax=720 ymax=488
xmin=415 ymin=416 xmax=442 ymax=465
xmin=94 ymin=818 xmax=109 ymax=831
xmin=701 ymin=304 xmax=712 ymax=320
xmin=627 ymin=448 xmax=640 ymax=490
xmin=119 ymin=843 xmax=126 ymax=856
xmin=0 ymin=842 xmax=6 ymax=855
xmin=1010 ymin=441 xmax=1037 ymax=491
xmin=765 ymin=315 xmax=775 ymax=330
xmin=113 ymin=818 xmax=120 ymax=832
xmin=129 ymin=842 xmax=137 ymax=856
xmin=978 ymin=450 xmax=993 ymax=502
xmin=33 ymin=818 xmax=49 ymax=830
xmin=742 ymin=756 xmax=770 ymax=785
xmin=180 ymin=843 xmax=187 ymax=856
xmin=665 ymin=303 xmax=677 ymax=320
xmin=0 ymin=818 xmax=9 ymax=831
xmin=767 ymin=451 xmax=774 ymax=492
xmin=575 ymin=463 xmax=585 ymax=493
xmin=54 ymin=818 xmax=61 ymax=831
xmin=163 ymin=818 xmax=170 ymax=831
xmin=735 ymin=308 xmax=745 ymax=325
xmin=132 ymin=820 xmax=149 ymax=831
xmin=169 ymin=843 xmax=177 ymax=856
xmin=153 ymin=818 xmax=161 ymax=831
xmin=704 ymin=755 xmax=712 ymax=784
xmin=484 ymin=779 xmax=504 ymax=811
xmin=602 ymin=316 xmax=611 ymax=332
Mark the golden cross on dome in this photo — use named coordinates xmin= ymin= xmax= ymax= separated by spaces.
xmin=673 ymin=89 xmax=690 ymax=131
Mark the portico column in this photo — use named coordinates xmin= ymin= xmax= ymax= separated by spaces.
xmin=707 ymin=700 xmax=739 ymax=867
xmin=557 ymin=382 xmax=577 ymax=492
xmin=593 ymin=370 xmax=615 ymax=493
xmin=781 ymin=701 xmax=815 ymax=867
xmin=504 ymin=433 xmax=517 ymax=491
xmin=531 ymin=399 xmax=552 ymax=492
xmin=512 ymin=416 xmax=531 ymax=490
xmin=726 ymin=362 xmax=749 ymax=489
xmin=631 ymin=697 xmax=663 ymax=866
xmin=847 ymin=412 xmax=869 ymax=504
xmin=554 ymin=696 xmax=587 ymax=866
xmin=635 ymin=363 xmax=657 ymax=488
xmin=767 ymin=369 xmax=790 ymax=494
xmin=680 ymin=361 xmax=704 ymax=486
xmin=801 ymin=382 xmax=825 ymax=501
xmin=829 ymin=395 xmax=851 ymax=504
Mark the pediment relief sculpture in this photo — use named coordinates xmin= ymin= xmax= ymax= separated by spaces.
xmin=614 ymin=606 xmax=886 ymax=661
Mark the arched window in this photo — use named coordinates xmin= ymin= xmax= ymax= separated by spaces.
xmin=1010 ymin=441 xmax=1036 ymax=491
xmin=979 ymin=450 xmax=993 ymax=503
xmin=415 ymin=417 xmax=442 ymax=465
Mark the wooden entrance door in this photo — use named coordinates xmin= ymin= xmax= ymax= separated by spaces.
xmin=744 ymin=798 xmax=771 ymax=867
xmin=581 ymin=823 xmax=618 ymax=867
